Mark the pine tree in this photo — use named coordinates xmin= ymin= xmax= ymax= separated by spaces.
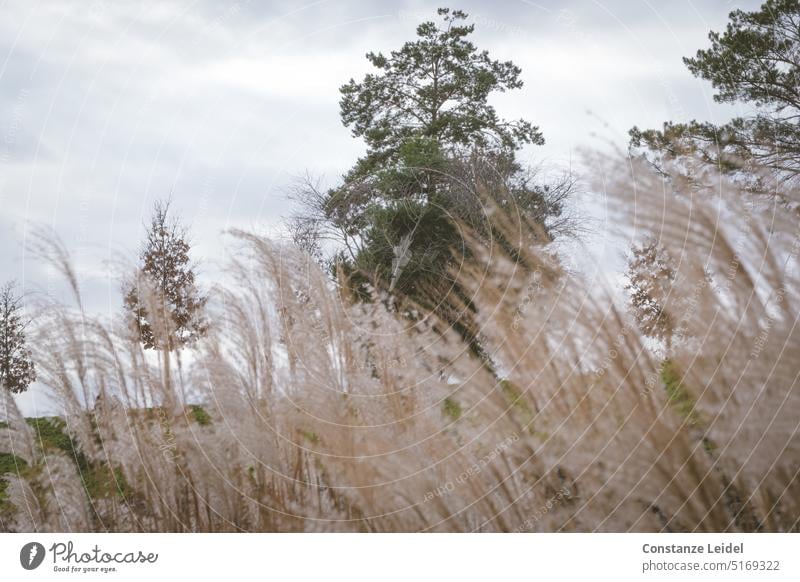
xmin=630 ymin=0 xmax=800 ymax=187
xmin=339 ymin=8 xmax=543 ymax=178
xmin=290 ymin=8 xmax=567 ymax=288
xmin=0 ymin=281 xmax=36 ymax=394
xmin=289 ymin=8 xmax=573 ymax=362
xmin=125 ymin=201 xmax=208 ymax=352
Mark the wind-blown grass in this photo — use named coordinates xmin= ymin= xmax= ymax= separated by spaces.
xmin=1 ymin=154 xmax=798 ymax=532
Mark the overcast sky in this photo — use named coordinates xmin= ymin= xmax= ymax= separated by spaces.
xmin=1 ymin=0 xmax=760 ymax=314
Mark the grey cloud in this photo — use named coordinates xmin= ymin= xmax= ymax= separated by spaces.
xmin=0 ymin=0 xmax=769 ymax=416
xmin=0 ymin=0 xmax=765 ymax=353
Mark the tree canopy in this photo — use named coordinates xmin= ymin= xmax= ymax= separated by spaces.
xmin=630 ymin=0 xmax=800 ymax=187
xmin=339 ymin=7 xmax=543 ymax=181
xmin=288 ymin=8 xmax=573 ymax=360
xmin=291 ymin=8 xmax=565 ymax=282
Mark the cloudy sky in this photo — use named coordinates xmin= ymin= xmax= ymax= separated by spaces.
xmin=1 ymin=0 xmax=759 ymax=315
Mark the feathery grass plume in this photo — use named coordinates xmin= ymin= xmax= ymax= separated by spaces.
xmin=588 ymin=151 xmax=800 ymax=531
xmin=4 ymin=474 xmax=41 ymax=532
xmin=34 ymin=452 xmax=92 ymax=532
xmin=2 ymin=151 xmax=798 ymax=532
xmin=0 ymin=387 xmax=37 ymax=531
xmin=0 ymin=384 xmax=36 ymax=465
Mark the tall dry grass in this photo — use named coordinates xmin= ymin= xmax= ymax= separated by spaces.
xmin=1 ymin=153 xmax=798 ymax=532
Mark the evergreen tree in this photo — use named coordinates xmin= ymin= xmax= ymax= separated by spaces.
xmin=339 ymin=8 xmax=542 ymax=178
xmin=333 ymin=8 xmax=546 ymax=239
xmin=630 ymin=0 xmax=800 ymax=187
xmin=291 ymin=8 xmax=566 ymax=291
xmin=289 ymin=8 xmax=573 ymax=360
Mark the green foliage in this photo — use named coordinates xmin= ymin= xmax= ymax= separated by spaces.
xmin=28 ymin=417 xmax=73 ymax=452
xmin=0 ymin=453 xmax=28 ymax=518
xmin=0 ymin=453 xmax=21 ymax=475
xmin=356 ymin=201 xmax=459 ymax=295
xmin=299 ymin=429 xmax=320 ymax=445
xmin=189 ymin=405 xmax=212 ymax=426
xmin=25 ymin=417 xmax=131 ymax=500
xmin=443 ymin=396 xmax=462 ymax=420
xmin=661 ymin=360 xmax=700 ymax=426
xmin=333 ymin=7 xmax=547 ymax=238
xmin=289 ymin=8 xmax=571 ymax=364
xmin=321 ymin=8 xmax=552 ymax=250
xmin=83 ymin=464 xmax=132 ymax=500
xmin=0 ymin=452 xmax=28 ymax=505
xmin=340 ymin=7 xmax=542 ymax=176
xmin=630 ymin=0 xmax=800 ymax=184
xmin=683 ymin=0 xmax=799 ymax=109
xmin=499 ymin=379 xmax=535 ymax=428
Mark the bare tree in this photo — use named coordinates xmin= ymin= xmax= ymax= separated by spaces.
xmin=287 ymin=173 xmax=370 ymax=270
xmin=0 ymin=281 xmax=36 ymax=394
